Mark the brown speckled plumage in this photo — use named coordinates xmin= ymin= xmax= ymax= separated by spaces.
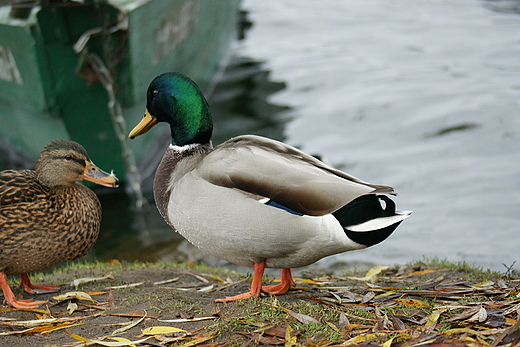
xmin=0 ymin=139 xmax=118 ymax=308
xmin=0 ymin=169 xmax=102 ymax=275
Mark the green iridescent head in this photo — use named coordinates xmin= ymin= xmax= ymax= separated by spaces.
xmin=129 ymin=72 xmax=213 ymax=146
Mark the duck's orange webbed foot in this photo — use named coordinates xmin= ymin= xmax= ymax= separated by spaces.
xmin=1 ymin=273 xmax=48 ymax=309
xmin=20 ymin=274 xmax=60 ymax=294
xmin=215 ymin=263 xmax=294 ymax=302
xmin=261 ymin=268 xmax=295 ymax=295
xmin=5 ymin=298 xmax=48 ymax=309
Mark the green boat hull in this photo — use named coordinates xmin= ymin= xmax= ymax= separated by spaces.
xmin=0 ymin=0 xmax=240 ymax=186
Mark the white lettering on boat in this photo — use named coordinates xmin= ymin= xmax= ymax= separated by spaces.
xmin=153 ymin=0 xmax=199 ymax=64
xmin=0 ymin=45 xmax=23 ymax=85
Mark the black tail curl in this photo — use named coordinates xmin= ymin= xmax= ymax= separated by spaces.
xmin=333 ymin=195 xmax=402 ymax=247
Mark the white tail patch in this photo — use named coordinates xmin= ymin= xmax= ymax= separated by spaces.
xmin=345 ymin=211 xmax=412 ymax=232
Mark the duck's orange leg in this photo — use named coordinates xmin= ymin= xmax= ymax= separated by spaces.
xmin=215 ymin=261 xmax=267 ymax=302
xmin=215 ymin=263 xmax=295 ymax=302
xmin=0 ymin=272 xmax=47 ymax=309
xmin=261 ymin=268 xmax=295 ymax=295
xmin=20 ymin=274 xmax=60 ymax=294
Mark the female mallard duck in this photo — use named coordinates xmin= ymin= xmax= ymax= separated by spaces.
xmin=0 ymin=139 xmax=118 ymax=308
xmin=129 ymin=72 xmax=411 ymax=302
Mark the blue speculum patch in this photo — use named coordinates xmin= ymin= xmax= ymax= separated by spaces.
xmin=266 ymin=200 xmax=304 ymax=216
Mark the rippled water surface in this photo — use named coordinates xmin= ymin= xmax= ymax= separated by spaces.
xmin=96 ymin=0 xmax=520 ymax=273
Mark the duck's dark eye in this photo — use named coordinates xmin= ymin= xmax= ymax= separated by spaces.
xmin=152 ymin=90 xmax=159 ymax=98
xmin=64 ymin=155 xmax=73 ymax=161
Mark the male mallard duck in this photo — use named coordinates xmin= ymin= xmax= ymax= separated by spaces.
xmin=129 ymin=72 xmax=411 ymax=302
xmin=0 ymin=139 xmax=118 ymax=308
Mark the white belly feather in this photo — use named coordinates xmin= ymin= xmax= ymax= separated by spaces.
xmin=167 ymin=171 xmax=365 ymax=269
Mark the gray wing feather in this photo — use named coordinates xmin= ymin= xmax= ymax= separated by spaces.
xmin=197 ymin=135 xmax=394 ymax=216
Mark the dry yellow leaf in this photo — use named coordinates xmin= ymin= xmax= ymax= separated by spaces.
xmin=65 ymin=331 xmax=151 ymax=346
xmin=471 ymin=280 xmax=495 ymax=288
xmin=107 ymin=337 xmax=135 ymax=347
xmin=52 ymin=291 xmax=94 ymax=302
xmin=343 ymin=332 xmax=388 ymax=345
xmin=400 ymin=269 xmax=449 ymax=277
xmin=141 ymin=326 xmax=187 ymax=335
xmin=347 ymin=265 xmax=389 ymax=282
xmin=285 ymin=325 xmax=298 ymax=347
xmin=442 ymin=327 xmax=486 ymax=340
xmin=181 ymin=333 xmax=218 ymax=347
xmin=394 ymin=298 xmax=430 ymax=308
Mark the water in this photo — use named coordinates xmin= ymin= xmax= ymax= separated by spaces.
xmin=94 ymin=0 xmax=520 ymax=273
xmin=1 ymin=0 xmax=516 ymax=274
xmin=235 ymin=0 xmax=520 ymax=272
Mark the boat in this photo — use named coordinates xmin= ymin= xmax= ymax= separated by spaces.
xmin=0 ymin=0 xmax=241 ymax=198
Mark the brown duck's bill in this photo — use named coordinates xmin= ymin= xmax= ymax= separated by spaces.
xmin=81 ymin=161 xmax=119 ymax=188
xmin=128 ymin=110 xmax=158 ymax=139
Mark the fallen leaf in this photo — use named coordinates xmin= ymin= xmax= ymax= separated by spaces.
xmin=338 ymin=312 xmax=350 ymax=329
xmin=276 ymin=306 xmax=319 ymax=324
xmin=343 ymin=332 xmax=388 ymax=345
xmin=108 ymin=312 xmax=157 ymax=319
xmin=65 ymin=331 xmax=151 ymax=346
xmin=365 ymin=265 xmax=390 ymax=278
xmin=388 ymin=313 xmax=407 ymax=331
xmin=236 ymin=331 xmax=285 ymax=345
xmin=67 ymin=301 xmax=78 ymax=315
xmin=180 ymin=332 xmax=218 ymax=347
xmin=445 ymin=308 xmax=481 ymax=322
xmin=294 ymin=278 xmax=329 ymax=286
xmin=197 ymin=284 xmax=215 ymax=292
xmin=382 ymin=333 xmax=410 ymax=347
xmin=203 ymin=273 xmax=226 ymax=283
xmin=0 ymin=307 xmax=51 ymax=315
xmin=397 ymin=269 xmax=449 ymax=278
xmin=108 ymin=290 xmax=116 ymax=308
xmin=0 ymin=322 xmax=84 ymax=335
xmin=394 ymin=298 xmax=430 ymax=308
xmin=0 ymin=317 xmax=16 ymax=321
xmin=467 ymin=306 xmax=487 ymax=323
xmin=187 ymin=272 xmax=210 ymax=283
xmin=285 ymin=324 xmax=298 ymax=347
xmin=142 ymin=326 xmax=187 ymax=335
xmin=375 ymin=290 xmax=398 ymax=299
xmin=442 ymin=327 xmax=487 ymax=340
xmin=0 ymin=316 xmax=86 ymax=329
xmin=69 ymin=273 xmax=114 ymax=287
xmin=485 ymin=312 xmax=506 ymax=327
xmin=423 ymin=309 xmax=447 ymax=333
xmin=263 ymin=325 xmax=288 ymax=338
xmin=103 ymin=281 xmax=149 ymax=289
xmin=326 ymin=321 xmax=339 ymax=331
xmin=348 ymin=265 xmax=389 ymax=282
xmin=397 ymin=289 xmax=475 ymax=298
xmin=471 ymin=280 xmax=495 ymax=288
xmin=361 ymin=291 xmax=376 ymax=303
xmin=107 ymin=336 xmax=135 ymax=347
xmin=39 ymin=323 xmax=85 ymax=335
xmin=158 ymin=316 xmax=217 ymax=323
xmin=52 ymin=291 xmax=94 ymax=302
xmin=111 ymin=312 xmax=147 ymax=335
xmin=153 ymin=277 xmax=180 ymax=285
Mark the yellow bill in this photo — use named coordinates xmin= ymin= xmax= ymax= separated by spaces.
xmin=128 ymin=110 xmax=158 ymax=139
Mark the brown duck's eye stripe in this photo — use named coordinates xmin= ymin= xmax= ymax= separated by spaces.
xmin=51 ymin=155 xmax=86 ymax=167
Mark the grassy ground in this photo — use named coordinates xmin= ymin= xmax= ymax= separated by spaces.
xmin=1 ymin=259 xmax=519 ymax=346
